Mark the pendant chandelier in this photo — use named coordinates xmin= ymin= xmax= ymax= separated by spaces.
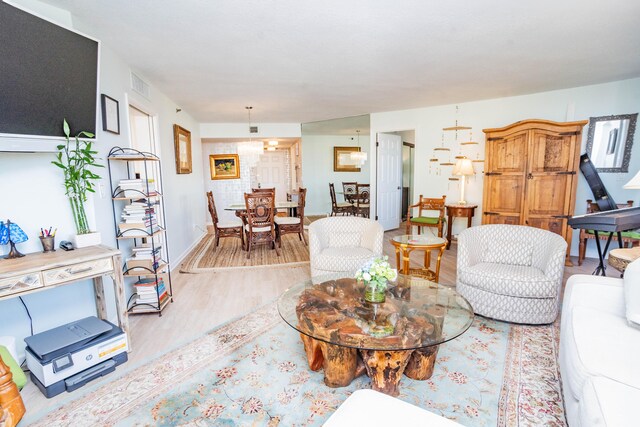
xmin=350 ymin=129 xmax=367 ymax=165
xmin=237 ymin=106 xmax=264 ymax=156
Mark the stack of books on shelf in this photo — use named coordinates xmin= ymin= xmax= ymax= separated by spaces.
xmin=118 ymin=178 xmax=158 ymax=198
xmin=126 ymin=245 xmax=163 ymax=273
xmin=131 ymin=277 xmax=169 ymax=311
xmin=119 ymin=202 xmax=159 ymax=237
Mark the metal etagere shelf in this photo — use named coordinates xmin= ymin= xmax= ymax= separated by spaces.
xmin=107 ymin=147 xmax=174 ymax=316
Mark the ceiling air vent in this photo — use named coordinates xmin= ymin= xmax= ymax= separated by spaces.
xmin=130 ymin=72 xmax=150 ymax=99
xmin=250 ymin=126 xmax=258 ymax=133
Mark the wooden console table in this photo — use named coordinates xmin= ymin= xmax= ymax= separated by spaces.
xmin=445 ymin=204 xmax=477 ymax=249
xmin=0 ymin=246 xmax=129 ymax=346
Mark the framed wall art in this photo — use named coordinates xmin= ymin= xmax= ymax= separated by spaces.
xmin=173 ymin=124 xmax=192 ymax=174
xmin=101 ymin=94 xmax=120 ymax=134
xmin=333 ymin=146 xmax=361 ymax=172
xmin=210 ymin=154 xmax=240 ymax=180
xmin=585 ymin=113 xmax=637 ymax=173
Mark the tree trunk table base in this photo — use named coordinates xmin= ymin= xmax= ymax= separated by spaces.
xmin=299 ymin=335 xmax=439 ymax=395
xmin=360 ymin=349 xmax=413 ymax=396
xmin=404 ymin=346 xmax=439 ymax=380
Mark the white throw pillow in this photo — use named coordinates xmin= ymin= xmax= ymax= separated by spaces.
xmin=482 ymin=240 xmax=533 ymax=266
xmin=624 ymin=258 xmax=640 ymax=328
xmin=328 ymin=232 xmax=361 ymax=248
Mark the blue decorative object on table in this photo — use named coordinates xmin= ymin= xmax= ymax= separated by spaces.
xmin=0 ymin=219 xmax=28 ymax=259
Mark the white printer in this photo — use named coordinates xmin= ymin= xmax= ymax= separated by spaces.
xmin=24 ymin=316 xmax=128 ymax=398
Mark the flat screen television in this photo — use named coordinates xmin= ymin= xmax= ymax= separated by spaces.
xmin=0 ymin=2 xmax=99 ymax=152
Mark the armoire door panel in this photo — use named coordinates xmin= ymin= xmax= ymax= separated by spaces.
xmin=486 ymin=132 xmax=527 ymax=173
xmin=485 ymin=176 xmax=524 ymax=214
xmin=526 ymin=217 xmax=566 ymax=238
xmin=528 ymin=131 xmax=574 ymax=173
xmin=525 ymin=175 xmax=569 ymax=216
xmin=483 ymin=214 xmax=521 ymax=225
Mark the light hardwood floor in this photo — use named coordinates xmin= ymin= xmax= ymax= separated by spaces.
xmin=21 ymin=226 xmax=600 ymax=418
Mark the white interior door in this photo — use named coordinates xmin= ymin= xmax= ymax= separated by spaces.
xmin=257 ymin=151 xmax=289 ymax=202
xmin=376 ymin=133 xmax=402 ymax=230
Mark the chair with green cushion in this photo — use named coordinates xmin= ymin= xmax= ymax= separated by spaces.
xmin=406 ymin=195 xmax=446 ymax=237
xmin=578 ymin=199 xmax=639 ymax=266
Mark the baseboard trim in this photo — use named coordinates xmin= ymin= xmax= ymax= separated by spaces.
xmin=171 ymin=231 xmax=208 ymax=272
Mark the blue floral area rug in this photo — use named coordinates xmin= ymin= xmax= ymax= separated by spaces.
xmin=29 ymin=304 xmax=565 ymax=426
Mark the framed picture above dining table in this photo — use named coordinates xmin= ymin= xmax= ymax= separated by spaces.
xmin=210 ymin=154 xmax=240 ymax=179
xmin=333 ymin=146 xmax=362 ymax=172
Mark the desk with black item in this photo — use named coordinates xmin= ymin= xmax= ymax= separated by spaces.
xmin=568 ymin=206 xmax=640 ymax=275
xmin=0 ymin=246 xmax=129 ymax=344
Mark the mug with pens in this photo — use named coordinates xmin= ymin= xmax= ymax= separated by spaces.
xmin=39 ymin=227 xmax=57 ymax=253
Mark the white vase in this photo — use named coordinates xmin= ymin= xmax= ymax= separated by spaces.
xmin=72 ymin=231 xmax=102 ymax=248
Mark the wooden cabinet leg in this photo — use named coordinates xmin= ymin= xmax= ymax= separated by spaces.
xmin=359 ymin=349 xmax=412 ymax=396
xmin=110 ymin=254 xmax=130 ymax=351
xmin=446 ymin=214 xmax=453 ymax=249
xmin=319 ymin=342 xmax=358 ymax=387
xmin=404 ymin=346 xmax=439 ymax=380
xmin=92 ymin=276 xmax=108 ymax=320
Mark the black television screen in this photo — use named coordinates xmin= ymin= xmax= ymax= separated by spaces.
xmin=0 ymin=2 xmax=98 ymax=140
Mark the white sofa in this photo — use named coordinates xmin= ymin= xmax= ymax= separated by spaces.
xmin=309 ymin=217 xmax=383 ymax=278
xmin=560 ymin=258 xmax=640 ymax=426
xmin=324 ymin=389 xmax=463 ymax=426
xmin=457 ymin=224 xmax=567 ymax=324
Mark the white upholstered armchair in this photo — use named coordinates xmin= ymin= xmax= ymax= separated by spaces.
xmin=309 ymin=217 xmax=384 ymax=278
xmin=456 ymin=224 xmax=567 ymax=324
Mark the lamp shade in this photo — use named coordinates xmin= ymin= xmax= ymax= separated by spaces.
xmin=624 ymin=170 xmax=640 ymax=189
xmin=453 ymin=158 xmax=475 ymax=176
xmin=0 ymin=220 xmax=28 ymax=245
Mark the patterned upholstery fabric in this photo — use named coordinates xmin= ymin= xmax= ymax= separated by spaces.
xmin=457 ymin=224 xmax=567 ymax=324
xmin=309 ymin=217 xmax=384 ymax=278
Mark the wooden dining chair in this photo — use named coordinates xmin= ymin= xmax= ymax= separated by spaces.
xmin=329 ymin=183 xmax=354 ymax=216
xmin=244 ymin=192 xmax=279 ymax=259
xmin=342 ymin=182 xmax=358 ymax=204
xmin=275 ymin=187 xmax=307 ymax=247
xmin=406 ymin=195 xmax=446 ymax=237
xmin=252 ymin=187 xmax=275 ymax=197
xmin=354 ymin=183 xmax=370 ymax=218
xmin=207 ymin=191 xmax=244 ymax=249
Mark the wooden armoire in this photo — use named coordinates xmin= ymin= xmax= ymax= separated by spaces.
xmin=481 ymin=119 xmax=588 ymax=258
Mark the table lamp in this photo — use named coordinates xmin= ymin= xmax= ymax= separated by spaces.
xmin=0 ymin=220 xmax=28 ymax=259
xmin=624 ymin=169 xmax=640 ymax=203
xmin=453 ymin=158 xmax=475 ymax=204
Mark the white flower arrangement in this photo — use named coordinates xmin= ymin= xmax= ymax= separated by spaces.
xmin=355 ymin=256 xmax=398 ymax=292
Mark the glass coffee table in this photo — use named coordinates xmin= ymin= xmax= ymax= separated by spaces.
xmin=277 ymin=274 xmax=474 ymax=396
xmin=390 ymin=235 xmax=447 ymax=282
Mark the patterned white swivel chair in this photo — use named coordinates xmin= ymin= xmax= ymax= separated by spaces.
xmin=309 ymin=217 xmax=384 ymax=278
xmin=456 ymin=224 xmax=567 ymax=324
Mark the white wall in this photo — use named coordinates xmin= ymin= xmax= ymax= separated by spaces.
xmin=202 ymin=141 xmax=264 ymax=224
xmin=0 ymin=0 xmax=205 ymax=360
xmin=371 ymin=78 xmax=640 ymax=256
xmin=301 ymin=135 xmax=371 ymax=215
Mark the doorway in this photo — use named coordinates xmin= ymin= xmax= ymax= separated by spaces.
xmin=253 ymin=150 xmax=290 ymax=202
xmin=402 ymin=140 xmax=415 ymax=221
xmin=376 ymin=132 xmax=403 ymax=230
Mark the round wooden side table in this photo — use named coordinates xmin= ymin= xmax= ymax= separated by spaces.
xmin=608 ymin=247 xmax=640 ymax=275
xmin=390 ymin=235 xmax=447 ymax=282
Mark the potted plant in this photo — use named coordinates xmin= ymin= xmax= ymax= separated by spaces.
xmin=52 ymin=119 xmax=104 ymax=248
xmin=355 ymin=256 xmax=398 ymax=303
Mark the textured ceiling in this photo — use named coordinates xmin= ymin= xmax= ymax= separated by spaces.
xmin=38 ymin=0 xmax=640 ymax=123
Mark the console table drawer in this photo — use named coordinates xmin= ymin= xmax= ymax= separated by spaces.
xmin=44 ymin=258 xmax=113 ymax=285
xmin=0 ymin=273 xmax=43 ymax=298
